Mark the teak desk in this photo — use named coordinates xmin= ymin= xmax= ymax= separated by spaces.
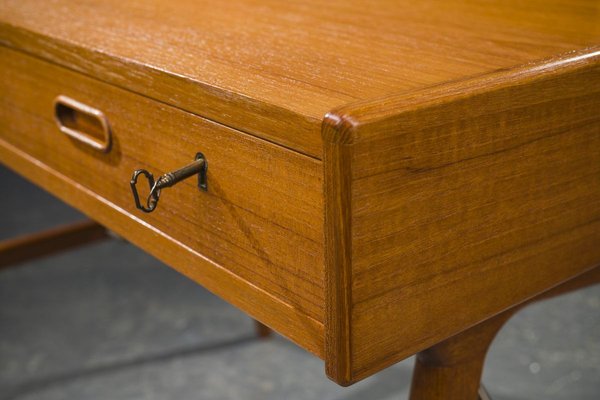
xmin=1 ymin=1 xmax=599 ymax=398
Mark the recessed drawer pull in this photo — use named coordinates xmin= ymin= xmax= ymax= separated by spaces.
xmin=130 ymin=152 xmax=208 ymax=213
xmin=53 ymin=96 xmax=112 ymax=152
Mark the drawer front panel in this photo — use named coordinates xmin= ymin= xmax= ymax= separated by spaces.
xmin=0 ymin=47 xmax=324 ymax=332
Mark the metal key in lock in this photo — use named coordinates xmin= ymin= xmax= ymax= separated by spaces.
xmin=130 ymin=152 xmax=208 ymax=213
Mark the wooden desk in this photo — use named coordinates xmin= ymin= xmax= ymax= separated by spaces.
xmin=1 ymin=1 xmax=599 ymax=398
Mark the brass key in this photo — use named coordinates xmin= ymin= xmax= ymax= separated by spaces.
xmin=130 ymin=152 xmax=208 ymax=213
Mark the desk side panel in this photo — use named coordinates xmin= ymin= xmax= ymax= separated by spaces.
xmin=324 ymin=48 xmax=600 ymax=384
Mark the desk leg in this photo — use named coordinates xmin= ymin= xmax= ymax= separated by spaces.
xmin=0 ymin=220 xmax=108 ymax=269
xmin=409 ymin=265 xmax=600 ymax=400
xmin=409 ymin=310 xmax=512 ymax=400
xmin=1 ymin=220 xmax=275 ymax=343
xmin=254 ymin=320 xmax=273 ymax=339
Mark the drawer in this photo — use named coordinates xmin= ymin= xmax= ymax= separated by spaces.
xmin=0 ymin=47 xmax=325 ymax=355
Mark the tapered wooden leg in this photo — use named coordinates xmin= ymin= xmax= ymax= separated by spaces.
xmin=409 ymin=310 xmax=513 ymax=400
xmin=0 ymin=220 xmax=108 ymax=269
xmin=254 ymin=320 xmax=273 ymax=339
xmin=409 ymin=265 xmax=600 ymax=400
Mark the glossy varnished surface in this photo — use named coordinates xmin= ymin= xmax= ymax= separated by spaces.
xmin=2 ymin=0 xmax=600 ymax=391
xmin=1 ymin=0 xmax=599 ymax=157
xmin=0 ymin=47 xmax=325 ymax=356
xmin=323 ymin=49 xmax=600 ymax=383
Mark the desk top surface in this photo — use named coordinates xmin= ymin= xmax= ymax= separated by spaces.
xmin=1 ymin=0 xmax=599 ymax=156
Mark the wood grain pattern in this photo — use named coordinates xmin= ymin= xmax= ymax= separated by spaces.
xmin=2 ymin=0 xmax=600 ymax=390
xmin=323 ymin=48 xmax=600 ymax=384
xmin=0 ymin=139 xmax=325 ymax=356
xmin=323 ymin=119 xmax=354 ymax=384
xmin=1 ymin=0 xmax=599 ymax=157
xmin=0 ymin=47 xmax=325 ymax=354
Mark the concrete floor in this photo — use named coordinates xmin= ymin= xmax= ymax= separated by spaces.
xmin=0 ymin=165 xmax=598 ymax=400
